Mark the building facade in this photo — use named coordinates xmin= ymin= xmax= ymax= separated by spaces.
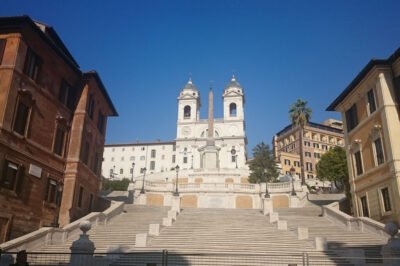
xmin=273 ymin=120 xmax=344 ymax=178
xmin=0 ymin=16 xmax=117 ymax=243
xmin=327 ymin=47 xmax=400 ymax=225
xmin=102 ymin=76 xmax=248 ymax=181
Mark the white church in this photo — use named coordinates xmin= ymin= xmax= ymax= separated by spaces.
xmin=102 ymin=76 xmax=248 ymax=180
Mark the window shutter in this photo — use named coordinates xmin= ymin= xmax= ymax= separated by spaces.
xmin=15 ymin=165 xmax=25 ymax=195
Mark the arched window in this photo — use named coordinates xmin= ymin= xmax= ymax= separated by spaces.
xmin=229 ymin=103 xmax=237 ymax=117
xmin=184 ymin=105 xmax=191 ymax=119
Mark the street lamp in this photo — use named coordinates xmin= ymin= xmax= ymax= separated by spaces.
xmin=112 ymin=165 xmax=115 ymax=179
xmin=140 ymin=167 xmax=147 ymax=194
xmin=174 ymin=165 xmax=180 ymax=196
xmin=191 ymin=155 xmax=194 ymax=169
xmin=264 ymin=168 xmax=270 ymax=198
xmin=131 ymin=162 xmax=135 ymax=183
xmin=231 ymin=148 xmax=238 ymax=168
xmin=290 ymin=166 xmax=296 ymax=196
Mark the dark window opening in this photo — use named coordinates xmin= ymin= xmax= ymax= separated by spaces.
xmin=87 ymin=94 xmax=95 ymax=119
xmin=77 ymin=186 xmax=84 ymax=208
xmin=97 ymin=112 xmax=105 ymax=134
xmin=13 ymin=101 xmax=30 ymax=135
xmin=81 ymin=141 xmax=90 ymax=165
xmin=381 ymin=187 xmax=391 ymax=212
xmin=23 ymin=47 xmax=41 ymax=81
xmin=53 ymin=126 xmax=66 ymax=156
xmin=354 ymin=150 xmax=363 ymax=176
xmin=0 ymin=161 xmax=24 ymax=194
xmin=183 ymin=105 xmax=191 ymax=119
xmin=360 ymin=196 xmax=369 ymax=217
xmin=229 ymin=103 xmax=237 ymax=117
xmin=374 ymin=137 xmax=384 ymax=165
xmin=151 ymin=150 xmax=156 ymax=158
xmin=367 ymin=89 xmax=377 ymax=114
xmin=45 ymin=179 xmax=57 ymax=204
xmin=345 ymin=104 xmax=358 ymax=132
xmin=88 ymin=194 xmax=93 ymax=212
xmin=0 ymin=39 xmax=6 ymax=65
xmin=150 ymin=161 xmax=155 ymax=170
xmin=58 ymin=81 xmax=75 ymax=110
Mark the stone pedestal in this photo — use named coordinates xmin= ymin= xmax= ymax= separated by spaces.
xmin=315 ymin=237 xmax=327 ymax=251
xmin=135 ymin=233 xmax=147 ymax=247
xmin=137 ymin=193 xmax=147 ymax=205
xmin=69 ymin=221 xmax=95 ymax=266
xmin=290 ymin=195 xmax=299 ymax=208
xmin=297 ymin=227 xmax=309 ymax=240
xmin=269 ymin=213 xmax=279 ymax=223
xmin=382 ymin=222 xmax=400 ymax=265
xmin=163 ymin=217 xmax=173 ymax=226
xmin=277 ymin=220 xmax=288 ymax=231
xmin=262 ymin=198 xmax=273 ymax=215
xmin=149 ymin=224 xmax=160 ymax=236
xmin=171 ymin=196 xmax=181 ymax=213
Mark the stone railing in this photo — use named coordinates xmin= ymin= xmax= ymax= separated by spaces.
xmin=322 ymin=201 xmax=396 ymax=240
xmin=136 ymin=181 xmax=302 ymax=194
xmin=0 ymin=201 xmax=125 ymax=252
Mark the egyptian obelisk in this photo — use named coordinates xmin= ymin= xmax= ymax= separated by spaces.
xmin=202 ymin=88 xmax=219 ymax=169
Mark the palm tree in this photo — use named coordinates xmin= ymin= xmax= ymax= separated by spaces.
xmin=289 ymin=99 xmax=312 ymax=185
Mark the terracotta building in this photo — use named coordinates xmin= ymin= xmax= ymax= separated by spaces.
xmin=272 ymin=120 xmax=344 ymax=179
xmin=0 ymin=16 xmax=117 ymax=243
xmin=327 ymin=47 xmax=400 ymax=225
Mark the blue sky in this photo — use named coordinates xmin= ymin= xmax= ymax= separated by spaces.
xmin=2 ymin=0 xmax=400 ymax=155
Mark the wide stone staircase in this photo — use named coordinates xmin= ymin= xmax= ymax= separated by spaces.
xmin=35 ymin=205 xmax=170 ymax=253
xmin=277 ymin=206 xmax=386 ymax=263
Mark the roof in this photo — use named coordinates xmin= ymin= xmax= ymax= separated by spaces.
xmin=225 ymin=75 xmax=242 ymax=90
xmin=327 ymin=47 xmax=400 ymax=111
xmin=0 ymin=15 xmax=80 ymax=71
xmin=83 ymin=71 xmax=118 ymax=116
xmin=182 ymin=78 xmax=198 ymax=91
xmin=276 ymin=121 xmax=343 ymax=137
xmin=105 ymin=140 xmax=176 ymax=147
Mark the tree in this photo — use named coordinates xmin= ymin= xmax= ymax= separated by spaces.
xmin=316 ymin=146 xmax=349 ymax=192
xmin=102 ymin=178 xmax=130 ymax=192
xmin=289 ymin=99 xmax=312 ymax=185
xmin=249 ymin=142 xmax=279 ymax=184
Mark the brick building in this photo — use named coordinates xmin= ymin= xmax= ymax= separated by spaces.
xmin=0 ymin=16 xmax=117 ymax=243
xmin=327 ymin=47 xmax=400 ymax=225
xmin=272 ymin=119 xmax=344 ymax=179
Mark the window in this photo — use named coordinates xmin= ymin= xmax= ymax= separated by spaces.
xmin=232 ymin=155 xmax=236 ymax=163
xmin=314 ymin=153 xmax=320 ymax=159
xmin=284 ymin=159 xmax=291 ymax=165
xmin=13 ymin=100 xmax=31 ymax=136
xmin=381 ymin=187 xmax=392 ymax=212
xmin=45 ymin=179 xmax=57 ymax=204
xmin=121 ymin=157 xmax=124 ymax=161
xmin=109 ymin=169 xmax=113 ymax=177
xmin=0 ymin=39 xmax=6 ymax=64
xmin=120 ymin=168 xmax=123 ymax=175
xmin=122 ymin=148 xmax=125 ymax=152
xmin=58 ymin=81 xmax=75 ymax=110
xmin=112 ymin=148 xmax=115 ymax=152
xmin=88 ymin=194 xmax=93 ymax=212
xmin=374 ymin=137 xmax=384 ymax=165
xmin=97 ymin=111 xmax=105 ymax=134
xmin=81 ymin=141 xmax=90 ymax=165
xmin=184 ymin=105 xmax=191 ymax=119
xmin=354 ymin=150 xmax=363 ymax=176
xmin=93 ymin=152 xmax=100 ymax=174
xmin=313 ymin=143 xmax=319 ymax=149
xmin=367 ymin=89 xmax=377 ymax=114
xmin=23 ymin=47 xmax=41 ymax=81
xmin=132 ymin=147 xmax=135 ymax=151
xmin=229 ymin=103 xmax=237 ymax=117
xmin=294 ymin=161 xmax=300 ymax=167
xmin=304 ymin=141 xmax=311 ymax=147
xmin=140 ymin=156 xmax=145 ymax=160
xmin=53 ymin=125 xmax=66 ymax=156
xmin=172 ymin=155 xmax=176 ymax=163
xmin=140 ymin=168 xmax=145 ymax=174
xmin=0 ymin=161 xmax=24 ymax=193
xmin=345 ymin=104 xmax=358 ymax=132
xmin=130 ymin=156 xmax=135 ymax=161
xmin=77 ymin=186 xmax=84 ymax=208
xmin=305 ymin=152 xmax=311 ymax=157
xmin=141 ymin=147 xmax=145 ymax=151
xmin=360 ymin=196 xmax=369 ymax=217
xmin=306 ymin=162 xmax=313 ymax=171
xmin=130 ymin=168 xmax=133 ymax=174
xmin=87 ymin=94 xmax=95 ymax=119
xmin=151 ymin=149 xmax=156 ymax=158
xmin=173 ymin=145 xmax=176 ymax=152
xmin=150 ymin=161 xmax=155 ymax=170
xmin=307 ymin=174 xmax=313 ymax=179
xmin=183 ymin=157 xmax=188 ymax=164
xmin=322 ymin=145 xmax=328 ymax=151
xmin=161 ymin=155 xmax=165 ymax=160
xmin=111 ymin=157 xmax=114 ymax=162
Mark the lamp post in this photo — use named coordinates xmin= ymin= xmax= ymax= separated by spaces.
xmin=131 ymin=162 xmax=135 ymax=183
xmin=140 ymin=167 xmax=146 ymax=194
xmin=174 ymin=165 xmax=180 ymax=196
xmin=235 ymin=154 xmax=238 ymax=168
xmin=264 ymin=168 xmax=270 ymax=198
xmin=191 ymin=155 xmax=194 ymax=169
xmin=290 ymin=166 xmax=296 ymax=196
xmin=112 ymin=165 xmax=115 ymax=179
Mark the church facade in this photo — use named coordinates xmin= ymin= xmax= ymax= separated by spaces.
xmin=102 ymin=76 xmax=248 ymax=180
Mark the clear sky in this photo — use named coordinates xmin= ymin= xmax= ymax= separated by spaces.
xmin=2 ymin=0 xmax=400 ymax=155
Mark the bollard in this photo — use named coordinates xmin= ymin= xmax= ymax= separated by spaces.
xmin=69 ymin=221 xmax=95 ymax=266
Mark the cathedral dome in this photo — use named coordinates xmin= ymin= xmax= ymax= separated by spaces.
xmin=182 ymin=78 xmax=198 ymax=92
xmin=225 ymin=75 xmax=242 ymax=90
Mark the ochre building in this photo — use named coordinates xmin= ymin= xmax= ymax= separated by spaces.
xmin=0 ymin=16 xmax=117 ymax=243
xmin=273 ymin=120 xmax=344 ymax=179
xmin=328 ymin=47 xmax=400 ymax=225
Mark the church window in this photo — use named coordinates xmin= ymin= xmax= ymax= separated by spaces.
xmin=229 ymin=103 xmax=237 ymax=117
xmin=111 ymin=157 xmax=114 ymax=162
xmin=231 ymin=155 xmax=236 ymax=162
xmin=140 ymin=156 xmax=145 ymax=160
xmin=150 ymin=161 xmax=155 ymax=170
xmin=141 ymin=147 xmax=145 ymax=151
xmin=130 ymin=156 xmax=135 ymax=161
xmin=183 ymin=157 xmax=188 ymax=164
xmin=172 ymin=155 xmax=176 ymax=163
xmin=184 ymin=105 xmax=191 ymax=119
xmin=151 ymin=149 xmax=156 ymax=158
xmin=121 ymin=156 xmax=124 ymax=161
